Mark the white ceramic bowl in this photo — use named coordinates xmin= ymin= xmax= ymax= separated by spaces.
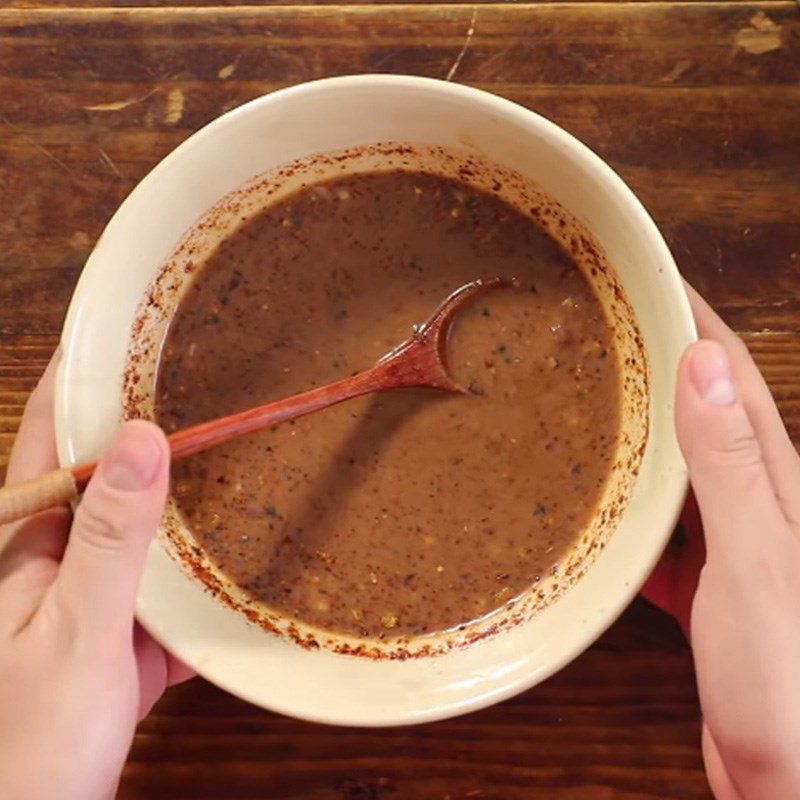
xmin=57 ymin=75 xmax=695 ymax=726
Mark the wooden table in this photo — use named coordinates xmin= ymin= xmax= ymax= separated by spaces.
xmin=1 ymin=0 xmax=798 ymax=796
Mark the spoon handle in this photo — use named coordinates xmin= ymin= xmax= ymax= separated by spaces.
xmin=0 ymin=469 xmax=78 ymax=526
xmin=167 ymin=360 xmax=394 ymax=462
xmin=165 ymin=318 xmax=466 ymax=464
xmin=0 ymin=361 xmax=392 ymax=526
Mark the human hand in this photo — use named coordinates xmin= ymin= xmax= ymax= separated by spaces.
xmin=644 ymin=284 xmax=800 ymax=799
xmin=0 ymin=354 xmax=193 ymax=800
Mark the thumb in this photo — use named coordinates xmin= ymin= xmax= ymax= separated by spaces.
xmin=56 ymin=420 xmax=170 ymax=635
xmin=675 ymin=339 xmax=785 ymax=560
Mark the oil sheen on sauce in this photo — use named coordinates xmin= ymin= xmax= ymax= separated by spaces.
xmin=156 ymin=170 xmax=620 ymax=639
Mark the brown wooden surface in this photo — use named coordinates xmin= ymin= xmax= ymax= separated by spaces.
xmin=1 ymin=0 xmax=798 ymax=797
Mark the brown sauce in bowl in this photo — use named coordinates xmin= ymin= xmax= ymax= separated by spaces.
xmin=155 ymin=170 xmax=620 ymax=639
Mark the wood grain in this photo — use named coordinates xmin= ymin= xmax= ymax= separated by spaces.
xmin=1 ymin=5 xmax=798 ymax=339
xmin=6 ymin=0 xmax=777 ymax=7
xmin=2 ymin=5 xmax=798 ymax=88
xmin=0 ymin=0 xmax=798 ymax=797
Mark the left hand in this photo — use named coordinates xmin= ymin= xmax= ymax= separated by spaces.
xmin=0 ymin=354 xmax=194 ymax=800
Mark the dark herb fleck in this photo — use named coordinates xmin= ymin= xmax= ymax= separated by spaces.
xmin=227 ymin=269 xmax=244 ymax=292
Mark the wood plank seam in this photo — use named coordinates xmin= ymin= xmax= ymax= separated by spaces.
xmin=0 ymin=1 xmax=796 ymax=18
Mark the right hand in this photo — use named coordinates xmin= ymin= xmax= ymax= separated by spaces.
xmin=645 ymin=285 xmax=800 ymax=799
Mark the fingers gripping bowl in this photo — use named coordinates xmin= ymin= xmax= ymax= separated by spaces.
xmin=56 ymin=76 xmax=695 ymax=725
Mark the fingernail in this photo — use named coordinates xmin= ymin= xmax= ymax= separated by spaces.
xmin=689 ymin=340 xmax=736 ymax=406
xmin=100 ymin=422 xmax=163 ymax=491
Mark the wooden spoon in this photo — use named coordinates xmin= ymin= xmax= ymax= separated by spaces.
xmin=0 ymin=278 xmax=504 ymax=526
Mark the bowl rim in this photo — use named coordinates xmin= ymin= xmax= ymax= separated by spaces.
xmin=56 ymin=73 xmax=696 ymax=726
